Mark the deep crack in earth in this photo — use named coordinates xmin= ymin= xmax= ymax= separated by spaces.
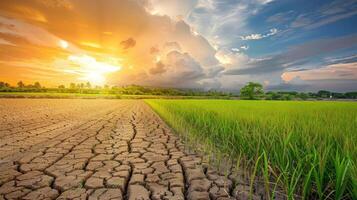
xmin=0 ymin=99 xmax=263 ymax=200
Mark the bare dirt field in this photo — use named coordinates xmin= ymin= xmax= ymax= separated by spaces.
xmin=0 ymin=99 xmax=261 ymax=200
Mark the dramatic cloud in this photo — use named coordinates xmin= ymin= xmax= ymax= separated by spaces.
xmin=0 ymin=0 xmax=221 ymax=88
xmin=160 ymin=51 xmax=204 ymax=80
xmin=143 ymin=50 xmax=205 ymax=87
xmin=0 ymin=0 xmax=356 ymax=91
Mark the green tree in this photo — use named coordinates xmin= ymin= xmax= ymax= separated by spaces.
xmin=85 ymin=82 xmax=91 ymax=88
xmin=298 ymin=92 xmax=309 ymax=100
xmin=240 ymin=82 xmax=264 ymax=100
xmin=345 ymin=92 xmax=357 ymax=99
xmin=317 ymin=90 xmax=331 ymax=98
xmin=69 ymin=83 xmax=76 ymax=89
xmin=0 ymin=82 xmax=10 ymax=88
xmin=17 ymin=81 xmax=25 ymax=88
xmin=34 ymin=82 xmax=41 ymax=89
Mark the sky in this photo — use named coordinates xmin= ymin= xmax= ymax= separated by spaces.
xmin=0 ymin=0 xmax=356 ymax=92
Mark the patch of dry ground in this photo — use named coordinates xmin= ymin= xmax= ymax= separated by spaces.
xmin=0 ymin=99 xmax=263 ymax=200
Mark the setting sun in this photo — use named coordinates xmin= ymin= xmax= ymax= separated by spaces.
xmin=67 ymin=55 xmax=121 ymax=85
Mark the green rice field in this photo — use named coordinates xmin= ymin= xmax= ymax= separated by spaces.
xmin=146 ymin=100 xmax=357 ymax=199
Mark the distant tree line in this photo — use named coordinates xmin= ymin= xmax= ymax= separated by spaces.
xmin=1 ymin=81 xmax=356 ymax=99
xmin=0 ymin=81 xmax=44 ymax=92
xmin=0 ymin=81 xmax=231 ymax=97
xmin=239 ymin=82 xmax=357 ymax=100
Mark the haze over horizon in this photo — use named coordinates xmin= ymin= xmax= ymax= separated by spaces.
xmin=0 ymin=0 xmax=356 ymax=92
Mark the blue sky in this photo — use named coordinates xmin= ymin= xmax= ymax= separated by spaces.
xmin=0 ymin=0 xmax=356 ymax=91
xmin=177 ymin=0 xmax=357 ymax=91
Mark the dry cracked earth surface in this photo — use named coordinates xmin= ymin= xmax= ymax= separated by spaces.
xmin=0 ymin=99 xmax=264 ymax=200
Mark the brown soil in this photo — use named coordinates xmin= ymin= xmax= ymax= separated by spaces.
xmin=0 ymin=99 xmax=264 ymax=200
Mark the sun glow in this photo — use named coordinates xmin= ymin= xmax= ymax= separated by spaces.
xmin=78 ymin=72 xmax=105 ymax=85
xmin=58 ymin=40 xmax=69 ymax=49
xmin=67 ymin=55 xmax=121 ymax=85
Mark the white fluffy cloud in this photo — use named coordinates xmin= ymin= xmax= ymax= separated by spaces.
xmin=240 ymin=28 xmax=278 ymax=40
xmin=240 ymin=45 xmax=249 ymax=50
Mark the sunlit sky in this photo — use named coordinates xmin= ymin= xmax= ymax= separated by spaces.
xmin=0 ymin=0 xmax=356 ymax=91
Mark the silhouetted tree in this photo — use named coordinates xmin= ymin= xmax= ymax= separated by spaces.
xmin=58 ymin=85 xmax=65 ymax=89
xmin=0 ymin=82 xmax=10 ymax=88
xmin=17 ymin=81 xmax=25 ymax=88
xmin=34 ymin=82 xmax=41 ymax=89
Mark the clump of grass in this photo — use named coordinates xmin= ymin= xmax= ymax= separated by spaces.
xmin=146 ymin=100 xmax=357 ymax=199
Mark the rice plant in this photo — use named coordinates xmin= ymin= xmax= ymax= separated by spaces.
xmin=145 ymin=99 xmax=357 ymax=199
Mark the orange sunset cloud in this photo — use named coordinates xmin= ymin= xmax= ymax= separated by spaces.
xmin=0 ymin=0 xmax=220 ymax=87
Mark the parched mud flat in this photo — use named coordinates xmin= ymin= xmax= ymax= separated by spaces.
xmin=0 ymin=99 xmax=264 ymax=200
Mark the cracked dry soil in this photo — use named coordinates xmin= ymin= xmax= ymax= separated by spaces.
xmin=0 ymin=99 xmax=264 ymax=200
